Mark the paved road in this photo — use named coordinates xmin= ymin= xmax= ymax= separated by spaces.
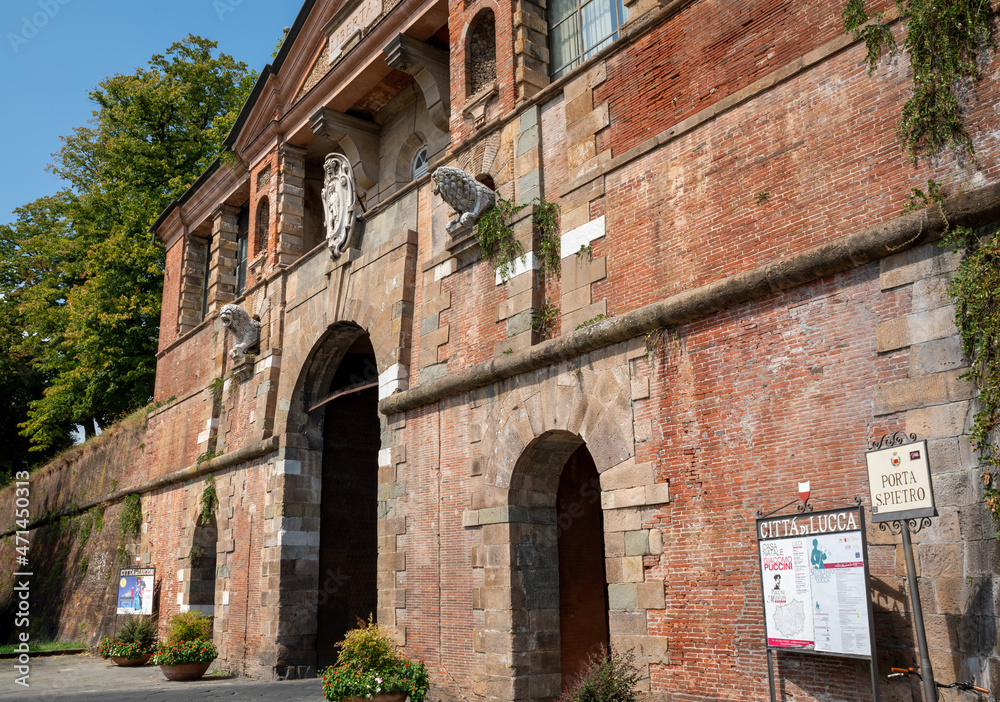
xmin=0 ymin=654 xmax=325 ymax=702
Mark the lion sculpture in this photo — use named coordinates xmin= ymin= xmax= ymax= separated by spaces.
xmin=432 ymin=166 xmax=495 ymax=235
xmin=220 ymin=304 xmax=261 ymax=361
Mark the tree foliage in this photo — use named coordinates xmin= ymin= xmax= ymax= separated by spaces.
xmin=0 ymin=35 xmax=255 ymax=463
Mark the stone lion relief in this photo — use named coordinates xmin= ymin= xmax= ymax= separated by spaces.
xmin=322 ymin=153 xmax=357 ymax=258
xmin=432 ymin=166 xmax=495 ymax=236
xmin=220 ymin=304 xmax=261 ymax=361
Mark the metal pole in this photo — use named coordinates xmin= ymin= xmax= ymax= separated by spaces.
xmin=767 ymin=648 xmax=777 ymax=702
xmin=900 ymin=523 xmax=937 ymax=702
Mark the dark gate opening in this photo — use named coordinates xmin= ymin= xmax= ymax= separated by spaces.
xmin=556 ymin=446 xmax=610 ymax=689
xmin=316 ymin=335 xmax=380 ymax=669
xmin=189 ymin=515 xmax=218 ymax=618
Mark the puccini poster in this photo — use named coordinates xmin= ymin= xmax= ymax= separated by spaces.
xmin=757 ymin=508 xmax=872 ymax=657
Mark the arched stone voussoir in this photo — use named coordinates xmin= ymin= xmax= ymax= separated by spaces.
xmin=480 ymin=365 xmax=635 ymax=487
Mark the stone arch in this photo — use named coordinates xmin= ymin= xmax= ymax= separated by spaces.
xmin=480 ymin=360 xmax=635 ymax=490
xmin=271 ymin=320 xmax=382 ymax=674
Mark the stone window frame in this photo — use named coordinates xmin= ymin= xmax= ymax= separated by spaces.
xmin=547 ymin=0 xmax=628 ymax=79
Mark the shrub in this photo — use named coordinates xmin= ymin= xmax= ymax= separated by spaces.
xmin=165 ymin=611 xmax=213 ymax=642
xmin=335 ymin=617 xmax=402 ymax=672
xmin=321 ymin=617 xmax=429 ymax=702
xmin=557 ymin=646 xmax=643 ymax=702
xmin=149 ymin=638 xmax=217 ymax=665
xmin=117 ymin=614 xmax=157 ymax=651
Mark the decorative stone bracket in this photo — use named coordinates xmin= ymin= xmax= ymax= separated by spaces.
xmin=384 ymin=34 xmax=451 ymax=133
xmin=310 ymin=108 xmax=380 ymax=190
xmin=462 ymin=81 xmax=498 ymax=129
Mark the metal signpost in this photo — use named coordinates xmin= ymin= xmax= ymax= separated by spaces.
xmin=756 ymin=485 xmax=880 ymax=702
xmin=866 ymin=432 xmax=938 ymax=702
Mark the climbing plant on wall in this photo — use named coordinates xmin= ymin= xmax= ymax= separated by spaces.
xmin=843 ymin=1 xmax=1000 ymax=534
xmin=842 ymin=0 xmax=994 ymax=160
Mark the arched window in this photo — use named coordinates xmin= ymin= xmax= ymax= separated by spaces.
xmin=548 ymin=0 xmax=627 ymax=79
xmin=412 ymin=146 xmax=429 ymax=180
xmin=256 ymin=197 xmax=270 ymax=255
xmin=467 ymin=10 xmax=496 ymax=95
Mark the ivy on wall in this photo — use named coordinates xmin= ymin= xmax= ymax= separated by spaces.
xmin=843 ymin=0 xmax=995 ymax=159
xmin=942 ymin=223 xmax=1000 ymax=535
xmin=844 ymin=1 xmax=1000 ymax=533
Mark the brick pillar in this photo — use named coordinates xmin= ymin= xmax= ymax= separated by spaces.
xmin=207 ymin=204 xmax=240 ymax=314
xmin=276 ymin=144 xmax=306 ymax=267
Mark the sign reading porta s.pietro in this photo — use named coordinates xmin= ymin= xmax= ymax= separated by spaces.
xmin=865 ymin=439 xmax=936 ymax=523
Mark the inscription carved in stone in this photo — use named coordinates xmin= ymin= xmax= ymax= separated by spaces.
xmin=322 ymin=153 xmax=358 ymax=258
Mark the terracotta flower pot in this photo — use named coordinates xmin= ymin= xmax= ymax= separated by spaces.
xmin=110 ymin=653 xmax=152 ymax=666
xmin=158 ymin=660 xmax=214 ymax=680
xmin=343 ymin=695 xmax=408 ymax=702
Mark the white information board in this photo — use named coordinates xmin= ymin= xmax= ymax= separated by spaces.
xmin=757 ymin=507 xmax=874 ymax=659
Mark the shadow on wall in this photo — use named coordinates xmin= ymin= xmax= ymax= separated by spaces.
xmin=0 ymin=503 xmax=140 ymax=646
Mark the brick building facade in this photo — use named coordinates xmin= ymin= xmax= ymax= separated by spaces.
xmin=4 ymin=0 xmax=1000 ymax=700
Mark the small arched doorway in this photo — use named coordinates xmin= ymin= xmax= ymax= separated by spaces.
xmin=556 ymin=446 xmax=609 ymax=688
xmin=188 ymin=514 xmax=218 ymax=617
xmin=315 ymin=332 xmax=380 ymax=668
xmin=509 ymin=432 xmax=610 ymax=696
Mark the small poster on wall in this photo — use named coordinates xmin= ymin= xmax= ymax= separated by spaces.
xmin=116 ymin=567 xmax=154 ymax=615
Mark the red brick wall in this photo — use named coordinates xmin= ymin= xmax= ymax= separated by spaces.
xmin=154 ymin=324 xmax=217 ymax=403
xmin=158 ymin=236 xmax=184 ymax=350
xmin=595 ymin=0 xmax=896 ymax=157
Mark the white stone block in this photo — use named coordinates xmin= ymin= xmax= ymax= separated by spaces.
xmin=560 ymin=215 xmax=606 ymax=259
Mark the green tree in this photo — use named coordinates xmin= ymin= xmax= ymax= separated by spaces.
xmin=1 ymin=35 xmax=255 ymax=460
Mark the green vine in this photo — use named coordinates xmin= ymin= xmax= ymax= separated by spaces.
xmin=476 ymin=197 xmax=528 ymax=280
xmin=119 ymin=493 xmax=142 ymax=538
xmin=575 ymin=313 xmax=608 ymax=330
xmin=843 ymin=0 xmax=995 ymax=160
xmin=209 ymin=376 xmax=224 ymax=405
xmin=533 ymin=197 xmax=561 ymax=277
xmin=199 ymin=478 xmax=218 ymax=526
xmin=940 ymin=223 xmax=1000 ymax=535
xmin=531 ymin=299 xmax=559 ymax=340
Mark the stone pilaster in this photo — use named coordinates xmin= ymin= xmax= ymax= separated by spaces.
xmin=514 ymin=0 xmax=550 ymax=101
xmin=207 ymin=204 xmax=240 ymax=314
xmin=178 ymin=233 xmax=210 ymax=334
xmin=276 ymin=144 xmax=307 ymax=268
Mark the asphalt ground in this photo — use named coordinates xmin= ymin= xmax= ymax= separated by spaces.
xmin=0 ymin=654 xmax=325 ymax=702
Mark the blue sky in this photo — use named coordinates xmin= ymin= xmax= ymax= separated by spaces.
xmin=0 ymin=0 xmax=303 ymax=226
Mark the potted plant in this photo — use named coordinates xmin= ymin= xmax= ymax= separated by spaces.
xmin=150 ymin=637 xmax=218 ymax=680
xmin=96 ymin=614 xmax=157 ymax=666
xmin=150 ymin=611 xmax=217 ymax=681
xmin=322 ymin=618 xmax=429 ymax=702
